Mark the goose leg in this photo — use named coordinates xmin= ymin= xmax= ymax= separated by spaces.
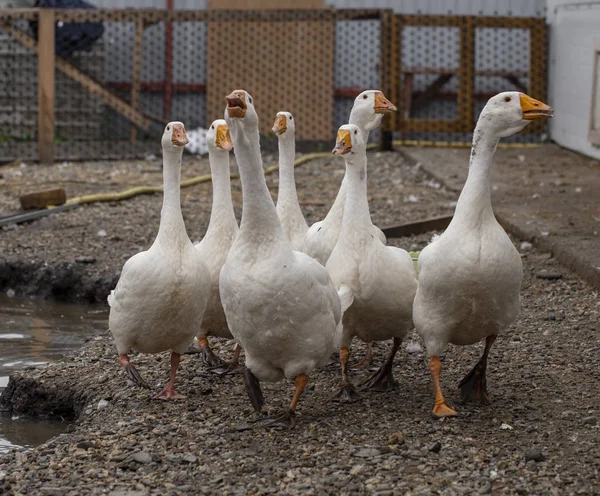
xmin=429 ymin=356 xmax=458 ymax=418
xmin=458 ymin=335 xmax=496 ymax=404
xmin=207 ymin=342 xmax=244 ymax=376
xmin=155 ymin=352 xmax=186 ymax=400
xmin=359 ymin=338 xmax=401 ymax=391
xmin=260 ymin=374 xmax=308 ymax=429
xmin=332 ymin=347 xmax=360 ymax=403
xmin=350 ymin=341 xmax=374 ymax=369
xmin=243 ymin=367 xmax=264 ymax=412
xmin=119 ymin=353 xmax=150 ymax=389
xmin=197 ymin=337 xmax=227 ymax=368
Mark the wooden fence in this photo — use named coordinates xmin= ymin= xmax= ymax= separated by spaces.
xmin=0 ymin=8 xmax=547 ymax=163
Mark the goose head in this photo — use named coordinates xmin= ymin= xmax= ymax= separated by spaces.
xmin=162 ymin=121 xmax=189 ymax=152
xmin=332 ymin=124 xmax=366 ymax=159
xmin=224 ymin=90 xmax=259 ymax=137
xmin=207 ymin=119 xmax=233 ymax=153
xmin=272 ymin=111 xmax=295 ymax=140
xmin=349 ymin=90 xmax=397 ymax=133
xmin=479 ymin=91 xmax=553 ymax=138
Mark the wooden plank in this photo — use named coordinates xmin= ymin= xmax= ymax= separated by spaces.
xmin=19 ymin=188 xmax=66 ymax=210
xmin=411 ymin=73 xmax=453 ymax=112
xmin=398 ymin=118 xmax=463 ymax=133
xmin=381 ymin=215 xmax=453 ymax=239
xmin=527 ymin=19 xmax=547 ymax=135
xmin=457 ymin=16 xmax=475 ymax=133
xmin=380 ymin=11 xmax=399 ymax=137
xmin=5 ymin=24 xmax=156 ymax=133
xmin=206 ymin=15 xmax=335 ymax=140
xmin=130 ymin=19 xmax=144 ymax=142
xmin=37 ymin=8 xmax=55 ymax=165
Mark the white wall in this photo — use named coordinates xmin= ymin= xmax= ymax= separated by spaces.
xmin=547 ymin=0 xmax=600 ymax=159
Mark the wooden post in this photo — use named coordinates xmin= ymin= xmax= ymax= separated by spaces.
xmin=457 ymin=16 xmax=475 ymax=133
xmin=379 ymin=10 xmax=398 ymax=151
xmin=37 ymin=9 xmax=55 ymax=164
xmin=130 ymin=19 xmax=144 ymax=142
xmin=164 ymin=0 xmax=174 ymax=121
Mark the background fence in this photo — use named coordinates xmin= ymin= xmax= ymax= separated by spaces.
xmin=0 ymin=7 xmax=547 ymax=163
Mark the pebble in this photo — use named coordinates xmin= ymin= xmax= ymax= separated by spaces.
xmin=129 ymin=452 xmax=153 ymax=464
xmin=354 ymin=448 xmax=383 ymax=458
xmin=582 ymin=416 xmax=597 ymax=426
xmin=429 ymin=441 xmax=442 ymax=453
xmin=536 ymin=270 xmax=562 ymax=280
xmin=182 ymin=453 xmax=198 ymax=464
xmin=387 ymin=432 xmax=405 ymax=445
xmin=97 ymin=399 xmax=109 ymax=410
xmin=524 ymin=449 xmax=546 ymax=462
xmin=405 ymin=342 xmax=422 ymax=354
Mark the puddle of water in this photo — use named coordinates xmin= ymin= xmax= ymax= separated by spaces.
xmin=0 ymin=294 xmax=108 ymax=453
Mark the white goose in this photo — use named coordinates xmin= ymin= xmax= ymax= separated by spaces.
xmin=413 ymin=92 xmax=553 ymax=417
xmin=303 ymin=90 xmax=396 ymax=265
xmin=108 ymin=122 xmax=210 ymax=399
xmin=326 ymin=124 xmax=418 ymax=402
xmin=219 ymin=90 xmax=341 ymax=426
xmin=273 ymin=111 xmax=308 ymax=251
xmin=194 ymin=120 xmax=241 ymax=368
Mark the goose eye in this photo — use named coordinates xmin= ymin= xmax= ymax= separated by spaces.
xmin=354 ymin=130 xmax=357 ymax=135
xmin=211 ymin=126 xmax=214 ymax=130
xmin=289 ymin=116 xmax=292 ymax=120
xmin=167 ymin=126 xmax=170 ymax=131
xmin=504 ymin=96 xmax=511 ymax=103
xmin=249 ymin=97 xmax=252 ymax=104
xmin=363 ymin=94 xmax=368 ymax=99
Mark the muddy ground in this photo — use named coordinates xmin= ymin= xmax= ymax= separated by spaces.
xmin=0 ymin=146 xmax=599 ymax=494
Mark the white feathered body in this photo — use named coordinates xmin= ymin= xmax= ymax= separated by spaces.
xmin=413 ymin=212 xmax=522 ymax=357
xmin=109 ymin=236 xmax=210 ymax=355
xmin=220 ymin=236 xmax=341 ymax=382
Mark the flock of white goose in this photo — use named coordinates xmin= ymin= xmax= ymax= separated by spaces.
xmin=107 ymin=88 xmax=553 ymax=425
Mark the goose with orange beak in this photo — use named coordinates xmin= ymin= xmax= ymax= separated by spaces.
xmin=194 ymin=120 xmax=242 ymax=370
xmin=413 ymin=92 xmax=553 ymax=418
xmin=220 ymin=90 xmax=341 ymax=427
xmin=326 ymin=124 xmax=417 ymax=402
xmin=272 ymin=111 xmax=309 ymax=251
xmin=108 ymin=122 xmax=210 ymax=399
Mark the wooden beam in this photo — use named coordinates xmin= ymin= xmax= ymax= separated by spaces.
xmin=411 ymin=73 xmax=453 ymax=112
xmin=457 ymin=16 xmax=475 ymax=132
xmin=5 ymin=24 xmax=156 ymax=133
xmin=381 ymin=215 xmax=453 ymax=239
xmin=130 ymin=19 xmax=144 ymax=142
xmin=37 ymin=9 xmax=55 ymax=165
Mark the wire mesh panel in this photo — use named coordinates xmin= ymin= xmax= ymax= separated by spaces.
xmin=0 ymin=8 xmax=548 ymax=163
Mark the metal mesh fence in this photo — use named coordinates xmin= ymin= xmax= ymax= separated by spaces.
xmin=0 ymin=8 xmax=547 ymax=163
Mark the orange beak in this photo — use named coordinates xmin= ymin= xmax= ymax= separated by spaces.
xmin=226 ymin=90 xmax=247 ymax=118
xmin=272 ymin=114 xmax=287 ymax=135
xmin=520 ymin=93 xmax=553 ymax=120
xmin=171 ymin=123 xmax=189 ymax=146
xmin=332 ymin=129 xmax=352 ymax=155
xmin=374 ymin=92 xmax=398 ymax=114
xmin=216 ymin=124 xmax=233 ymax=151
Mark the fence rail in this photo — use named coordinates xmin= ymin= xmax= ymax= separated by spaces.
xmin=0 ymin=8 xmax=547 ymax=163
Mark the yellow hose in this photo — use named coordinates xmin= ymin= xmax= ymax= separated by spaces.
xmin=63 ymin=141 xmax=540 ymax=207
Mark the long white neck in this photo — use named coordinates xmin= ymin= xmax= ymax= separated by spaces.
xmin=231 ymin=121 xmax=286 ymax=243
xmin=156 ymin=148 xmax=188 ymax=245
xmin=340 ymin=150 xmax=372 ymax=237
xmin=453 ymin=121 xmax=498 ymax=226
xmin=206 ymin=147 xmax=237 ymax=235
xmin=276 ymin=134 xmax=298 ymax=208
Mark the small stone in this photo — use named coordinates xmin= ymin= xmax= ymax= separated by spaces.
xmin=582 ymin=416 xmax=597 ymax=426
xmin=536 ymin=270 xmax=562 ymax=280
xmin=6 ymin=289 xmax=15 ymax=298
xmin=65 ymin=424 xmax=76 ymax=433
xmin=97 ymin=229 xmax=107 ymax=237
xmin=75 ymin=256 xmax=96 ymax=264
xmin=76 ymin=441 xmax=94 ymax=450
xmin=130 ymin=452 xmax=153 ymax=464
xmin=181 ymin=453 xmax=197 ymax=464
xmin=97 ymin=399 xmax=109 ymax=410
xmin=405 ymin=342 xmax=422 ymax=354
xmin=519 ymin=241 xmax=533 ymax=252
xmin=524 ymin=449 xmax=546 ymax=462
xmin=350 ymin=465 xmax=366 ymax=475
xmin=429 ymin=441 xmax=442 ymax=453
xmin=387 ymin=432 xmax=405 ymax=445
xmin=500 ymin=423 xmax=513 ymax=430
xmin=354 ymin=448 xmax=382 ymax=458
xmin=40 ymin=487 xmax=68 ymax=495
xmin=545 ymin=312 xmax=557 ymax=321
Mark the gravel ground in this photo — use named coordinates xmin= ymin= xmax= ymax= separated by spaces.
xmin=0 ymin=150 xmax=454 ymax=301
xmin=1 ymin=149 xmax=599 ymax=494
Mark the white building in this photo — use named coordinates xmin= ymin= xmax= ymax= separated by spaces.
xmin=546 ymin=0 xmax=600 ymax=159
